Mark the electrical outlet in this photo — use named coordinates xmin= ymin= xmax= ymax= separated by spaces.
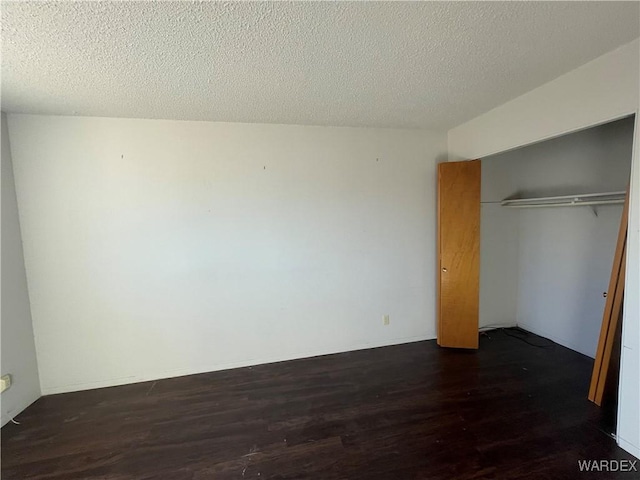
xmin=383 ymin=315 xmax=390 ymax=325
xmin=1 ymin=374 xmax=12 ymax=393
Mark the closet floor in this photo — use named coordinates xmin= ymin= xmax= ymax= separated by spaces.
xmin=2 ymin=329 xmax=635 ymax=479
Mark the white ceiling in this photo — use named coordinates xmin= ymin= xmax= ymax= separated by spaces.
xmin=2 ymin=1 xmax=638 ymax=130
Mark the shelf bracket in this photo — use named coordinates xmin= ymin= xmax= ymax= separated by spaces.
xmin=591 ymin=206 xmax=598 ymax=217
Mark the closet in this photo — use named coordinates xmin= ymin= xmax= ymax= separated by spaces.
xmin=437 ymin=115 xmax=634 ymax=359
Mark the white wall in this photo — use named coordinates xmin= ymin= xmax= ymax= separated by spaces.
xmin=479 ymin=177 xmax=519 ymax=330
xmin=1 ymin=112 xmax=40 ymax=426
xmin=483 ymin=118 xmax=633 ymax=357
xmin=448 ymin=38 xmax=640 ymax=458
xmin=448 ymin=40 xmax=639 ymax=162
xmin=7 ymin=114 xmax=446 ymax=395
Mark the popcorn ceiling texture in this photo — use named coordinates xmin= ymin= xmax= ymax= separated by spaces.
xmin=2 ymin=1 xmax=638 ymax=129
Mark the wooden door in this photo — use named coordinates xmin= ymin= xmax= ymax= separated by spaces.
xmin=588 ymin=185 xmax=629 ymax=405
xmin=437 ymin=160 xmax=481 ymax=349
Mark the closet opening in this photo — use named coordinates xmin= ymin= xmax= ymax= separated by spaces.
xmin=478 ymin=114 xmax=635 ymax=435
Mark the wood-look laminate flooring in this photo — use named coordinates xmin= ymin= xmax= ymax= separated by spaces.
xmin=2 ymin=329 xmax=636 ymax=479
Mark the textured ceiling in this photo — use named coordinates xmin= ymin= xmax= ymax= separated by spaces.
xmin=2 ymin=1 xmax=639 ymax=130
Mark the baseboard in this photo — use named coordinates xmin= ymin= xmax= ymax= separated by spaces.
xmin=41 ymin=333 xmax=436 ymax=395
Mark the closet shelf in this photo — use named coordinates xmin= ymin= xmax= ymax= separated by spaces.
xmin=501 ymin=191 xmax=626 ymax=209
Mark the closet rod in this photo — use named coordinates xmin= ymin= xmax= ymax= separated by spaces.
xmin=503 ymin=199 xmax=624 ymax=208
xmin=501 ymin=191 xmax=625 ymax=208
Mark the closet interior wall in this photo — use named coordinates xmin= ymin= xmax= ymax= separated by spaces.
xmin=480 ymin=116 xmax=634 ymax=357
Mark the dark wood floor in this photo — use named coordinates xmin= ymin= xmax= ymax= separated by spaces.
xmin=2 ymin=329 xmax=636 ymax=480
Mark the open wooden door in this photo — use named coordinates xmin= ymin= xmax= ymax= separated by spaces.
xmin=437 ymin=160 xmax=481 ymax=349
xmin=588 ymin=185 xmax=629 ymax=405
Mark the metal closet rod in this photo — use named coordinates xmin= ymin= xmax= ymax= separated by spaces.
xmin=500 ymin=191 xmax=626 ymax=208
